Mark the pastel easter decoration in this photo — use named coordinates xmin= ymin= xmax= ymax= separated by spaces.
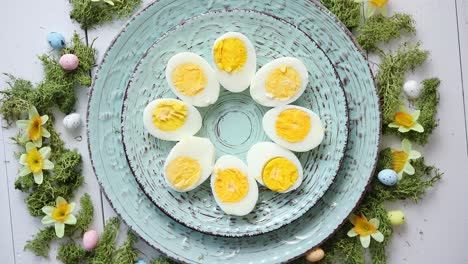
xmin=82 ymin=229 xmax=99 ymax=250
xmin=388 ymin=210 xmax=406 ymax=226
xmin=59 ymin=54 xmax=80 ymax=71
xmin=305 ymin=247 xmax=325 ymax=262
xmin=135 ymin=260 xmax=148 ymax=264
xmin=377 ymin=169 xmax=398 ymax=186
xmin=63 ymin=113 xmax=82 ymax=130
xmin=403 ymin=80 xmax=422 ymax=99
xmin=47 ymin=32 xmax=66 ymax=50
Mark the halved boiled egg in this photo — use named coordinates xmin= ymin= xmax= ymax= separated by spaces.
xmin=166 ymin=52 xmax=220 ymax=107
xmin=263 ymin=105 xmax=324 ymax=152
xmin=212 ymin=32 xmax=256 ymax=92
xmin=210 ymin=155 xmax=258 ymax=216
xmin=247 ymin=142 xmax=303 ymax=193
xmin=163 ymin=136 xmax=215 ymax=192
xmin=143 ymin=98 xmax=201 ymax=141
xmin=250 ymin=57 xmax=308 ymax=107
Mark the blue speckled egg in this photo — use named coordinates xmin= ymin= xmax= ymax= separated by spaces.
xmin=47 ymin=32 xmax=65 ymax=49
xmin=135 ymin=260 xmax=147 ymax=264
xmin=377 ymin=169 xmax=398 ymax=186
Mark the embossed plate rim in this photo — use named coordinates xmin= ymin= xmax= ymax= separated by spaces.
xmin=120 ymin=8 xmax=349 ymax=237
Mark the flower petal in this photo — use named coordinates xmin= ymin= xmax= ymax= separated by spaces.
xmin=19 ymin=132 xmax=29 ymax=143
xmin=349 ymin=214 xmax=358 ymax=225
xmin=409 ymin=150 xmax=421 ymax=160
xmin=369 ymin=218 xmax=380 ymax=229
xmin=33 ymin=171 xmax=43 ymax=184
xmin=19 ymin=154 xmax=27 ymax=165
xmin=39 ymin=147 xmax=51 ymax=159
xmin=29 ymin=106 xmax=39 ymax=119
xmin=65 ymin=214 xmax=77 ymax=225
xmin=41 ymin=215 xmax=55 ymax=225
xmin=25 ymin=142 xmax=35 ymax=152
xmin=411 ymin=110 xmax=421 ymax=121
xmin=56 ymin=196 xmax=67 ymax=206
xmin=371 ymin=231 xmax=385 ymax=243
xmin=33 ymin=137 xmax=42 ymax=148
xmin=347 ymin=228 xmax=358 ymax=237
xmin=42 ymin=127 xmax=51 ymax=138
xmin=360 ymin=235 xmax=371 ymax=248
xmin=68 ymin=202 xmax=76 ymax=213
xmin=378 ymin=5 xmax=388 ymax=16
xmin=41 ymin=115 xmax=49 ymax=125
xmin=388 ymin=122 xmax=400 ymax=128
xmin=365 ymin=4 xmax=377 ymax=18
xmin=55 ymin=222 xmax=65 ymax=238
xmin=398 ymin=126 xmax=410 ymax=133
xmin=43 ymin=159 xmax=54 ymax=170
xmin=403 ymin=163 xmax=415 ymax=175
xmin=42 ymin=206 xmax=55 ymax=216
xmin=402 ymin=139 xmax=412 ymax=153
xmin=412 ymin=123 xmax=424 ymax=133
xmin=19 ymin=166 xmax=31 ymax=177
xmin=397 ymin=171 xmax=404 ymax=181
xmin=16 ymin=120 xmax=30 ymax=129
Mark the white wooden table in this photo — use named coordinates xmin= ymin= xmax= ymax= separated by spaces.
xmin=1 ymin=0 xmax=467 ymax=263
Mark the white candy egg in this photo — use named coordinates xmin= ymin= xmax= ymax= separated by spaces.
xmin=166 ymin=52 xmax=220 ymax=107
xmin=63 ymin=113 xmax=82 ymax=130
xmin=164 ymin=137 xmax=215 ymax=192
xmin=143 ymin=98 xmax=202 ymax=141
xmin=250 ymin=57 xmax=308 ymax=107
xmin=262 ymin=105 xmax=324 ymax=152
xmin=403 ymin=80 xmax=422 ymax=99
xmin=212 ymin=32 xmax=256 ymax=92
xmin=247 ymin=142 xmax=303 ymax=193
xmin=210 ymin=155 xmax=258 ymax=216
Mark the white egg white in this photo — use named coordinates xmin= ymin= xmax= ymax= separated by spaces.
xmin=247 ymin=142 xmax=303 ymax=193
xmin=143 ymin=98 xmax=202 ymax=141
xmin=250 ymin=57 xmax=309 ymax=107
xmin=210 ymin=155 xmax=258 ymax=216
xmin=212 ymin=32 xmax=256 ymax=93
xmin=163 ymin=137 xmax=215 ymax=192
xmin=262 ymin=105 xmax=324 ymax=152
xmin=166 ymin=52 xmax=220 ymax=107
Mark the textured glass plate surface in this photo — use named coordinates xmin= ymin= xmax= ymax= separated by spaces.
xmin=121 ymin=9 xmax=348 ymax=237
xmin=87 ymin=0 xmax=380 ymax=263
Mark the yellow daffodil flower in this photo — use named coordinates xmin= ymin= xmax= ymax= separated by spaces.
xmin=16 ymin=106 xmax=50 ymax=147
xmin=19 ymin=142 xmax=54 ymax=184
xmin=41 ymin=196 xmax=76 ymax=238
xmin=354 ymin=0 xmax=389 ymax=18
xmin=388 ymin=105 xmax=424 ymax=133
xmin=392 ymin=139 xmax=421 ymax=180
xmin=347 ymin=214 xmax=384 ymax=248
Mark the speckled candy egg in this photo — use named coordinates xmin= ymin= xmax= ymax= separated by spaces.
xmin=59 ymin=54 xmax=79 ymax=71
xmin=135 ymin=260 xmax=148 ymax=264
xmin=403 ymin=80 xmax=422 ymax=99
xmin=388 ymin=210 xmax=406 ymax=226
xmin=47 ymin=32 xmax=65 ymax=49
xmin=63 ymin=113 xmax=82 ymax=130
xmin=305 ymin=247 xmax=325 ymax=262
xmin=377 ymin=169 xmax=398 ymax=186
xmin=83 ymin=229 xmax=99 ymax=250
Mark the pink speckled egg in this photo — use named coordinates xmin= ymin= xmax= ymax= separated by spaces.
xmin=59 ymin=54 xmax=79 ymax=71
xmin=82 ymin=229 xmax=99 ymax=250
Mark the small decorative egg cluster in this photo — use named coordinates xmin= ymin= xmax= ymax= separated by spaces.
xmin=142 ymin=32 xmax=325 ymax=216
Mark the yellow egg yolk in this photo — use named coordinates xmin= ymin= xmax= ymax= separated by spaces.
xmin=29 ymin=116 xmax=43 ymax=141
xmin=265 ymin=66 xmax=302 ymax=100
xmin=213 ymin=37 xmax=247 ymax=73
xmin=165 ymin=157 xmax=201 ymax=190
xmin=392 ymin=150 xmax=408 ymax=173
xmin=394 ymin=111 xmax=414 ymax=128
xmin=275 ymin=109 xmax=311 ymax=142
xmin=370 ymin=0 xmax=388 ymax=7
xmin=152 ymin=101 xmax=188 ymax=131
xmin=171 ymin=63 xmax=207 ymax=96
xmin=214 ymin=168 xmax=249 ymax=203
xmin=262 ymin=157 xmax=298 ymax=192
xmin=25 ymin=147 xmax=44 ymax=173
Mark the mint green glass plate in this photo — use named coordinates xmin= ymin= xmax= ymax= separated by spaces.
xmin=121 ymin=9 xmax=348 ymax=237
xmin=87 ymin=0 xmax=380 ymax=262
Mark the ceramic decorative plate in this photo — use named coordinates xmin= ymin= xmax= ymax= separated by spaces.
xmin=121 ymin=9 xmax=348 ymax=237
xmin=87 ymin=0 xmax=380 ymax=263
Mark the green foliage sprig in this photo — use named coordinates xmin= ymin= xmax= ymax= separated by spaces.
xmin=321 ymin=0 xmax=362 ymax=30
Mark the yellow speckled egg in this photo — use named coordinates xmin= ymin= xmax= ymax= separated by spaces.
xmin=305 ymin=247 xmax=325 ymax=262
xmin=388 ymin=210 xmax=406 ymax=226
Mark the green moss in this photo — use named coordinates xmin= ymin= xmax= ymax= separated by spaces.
xmin=113 ymin=231 xmax=139 ymax=263
xmin=57 ymin=241 xmax=88 ymax=264
xmin=74 ymin=193 xmax=94 ymax=233
xmin=357 ymin=14 xmax=416 ymax=52
xmin=377 ymin=43 xmax=429 ymax=124
xmin=70 ymin=0 xmax=141 ymax=30
xmin=89 ymin=217 xmax=120 ymax=264
xmin=321 ymin=0 xmax=362 ymax=30
xmin=24 ymin=227 xmax=56 ymax=257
